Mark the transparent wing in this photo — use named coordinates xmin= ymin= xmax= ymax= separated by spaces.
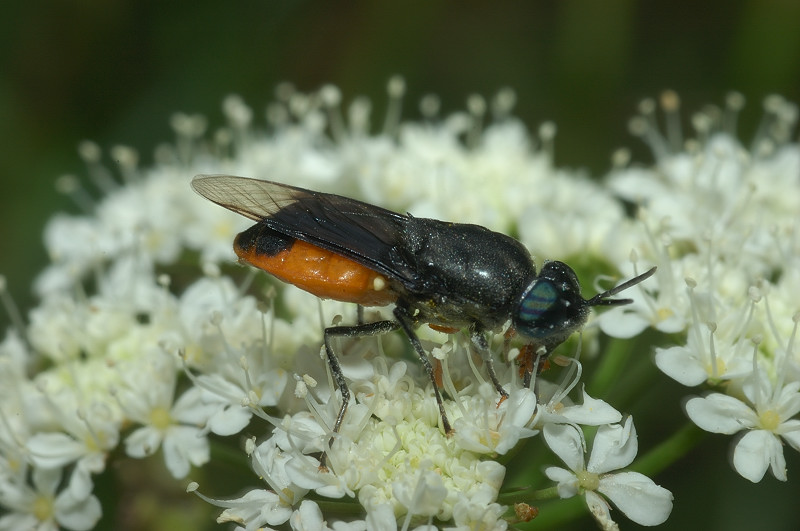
xmin=191 ymin=174 xmax=415 ymax=281
xmin=191 ymin=174 xmax=301 ymax=221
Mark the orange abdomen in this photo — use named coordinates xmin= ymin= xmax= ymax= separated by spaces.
xmin=235 ymin=233 xmax=398 ymax=307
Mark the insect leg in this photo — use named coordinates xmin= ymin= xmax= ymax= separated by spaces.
xmin=470 ymin=330 xmax=509 ymax=400
xmin=392 ymin=307 xmax=454 ymax=435
xmin=322 ymin=319 xmax=399 ymax=469
xmin=519 ymin=343 xmax=538 ymax=389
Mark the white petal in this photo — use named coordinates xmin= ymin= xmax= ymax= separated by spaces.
xmin=543 ymin=423 xmax=585 ymax=472
xmin=584 ymin=490 xmax=619 ymax=531
xmin=365 ymin=504 xmax=398 ymax=531
xmin=27 ymin=433 xmax=85 ymax=469
xmin=598 ymin=471 xmax=673 ymax=526
xmin=597 ymin=307 xmax=649 ymax=338
xmin=290 ymin=500 xmax=327 ymax=531
xmin=163 ymin=426 xmax=209 ymax=479
xmin=777 ymin=382 xmax=800 ymax=418
xmin=172 ymin=386 xmax=217 ymax=424
xmin=286 ymin=455 xmax=349 ymax=498
xmin=32 ymin=466 xmax=63 ymax=495
xmin=54 ymin=489 xmax=102 ymax=531
xmin=655 ymin=346 xmax=708 ymax=386
xmin=333 ymin=521 xmax=368 ymax=531
xmin=588 ymin=418 xmax=637 ymax=474
xmin=733 ymin=430 xmax=785 ymax=482
xmin=124 ymin=426 xmax=163 ymax=458
xmin=777 ymin=420 xmax=800 ymax=452
xmin=392 ymin=470 xmax=447 ymax=517
xmin=561 ymin=391 xmax=622 ymax=426
xmin=207 ymin=405 xmax=252 ymax=436
xmin=544 ymin=467 xmax=579 ymax=498
xmin=66 ymin=462 xmax=95 ymax=500
xmin=216 ymin=489 xmax=288 ymax=528
xmin=0 ymin=513 xmax=39 ymax=530
xmin=504 ymin=388 xmax=539 ymax=427
xmin=685 ymin=394 xmax=756 ymax=434
xmin=476 ymin=460 xmax=506 ymax=492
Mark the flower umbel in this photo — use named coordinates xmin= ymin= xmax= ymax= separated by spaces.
xmin=611 ymin=92 xmax=800 ymax=484
xmin=4 ymin=83 xmax=799 ymax=529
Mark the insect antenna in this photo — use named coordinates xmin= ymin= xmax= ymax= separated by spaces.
xmin=585 ymin=266 xmax=657 ymax=307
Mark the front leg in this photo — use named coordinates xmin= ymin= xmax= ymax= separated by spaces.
xmin=471 ymin=329 xmax=509 ymax=400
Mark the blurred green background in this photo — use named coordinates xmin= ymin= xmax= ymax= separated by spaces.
xmin=1 ymin=1 xmax=799 ymax=529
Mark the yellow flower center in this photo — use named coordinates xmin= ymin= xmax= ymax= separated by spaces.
xmin=705 ymin=357 xmax=727 ymax=377
xmin=656 ymin=307 xmax=674 ymax=322
xmin=32 ymin=494 xmax=54 ymax=523
xmin=576 ymin=469 xmax=600 ymax=491
xmin=150 ymin=407 xmax=173 ymax=431
xmin=759 ymin=409 xmax=781 ymax=431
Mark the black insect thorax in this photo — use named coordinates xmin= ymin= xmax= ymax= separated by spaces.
xmin=396 ymin=218 xmax=536 ymax=330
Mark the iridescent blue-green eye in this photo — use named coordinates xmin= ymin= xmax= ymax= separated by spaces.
xmin=512 ymin=261 xmax=587 ymax=344
xmin=516 ymin=279 xmax=560 ymax=338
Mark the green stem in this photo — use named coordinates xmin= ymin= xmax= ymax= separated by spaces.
xmin=513 ymin=497 xmax=586 ymax=530
xmin=587 ymin=336 xmax=635 ymax=398
xmin=497 ymin=485 xmax=559 ymax=505
xmin=630 ymin=422 xmax=705 ymax=477
xmin=208 ymin=438 xmax=250 ymax=471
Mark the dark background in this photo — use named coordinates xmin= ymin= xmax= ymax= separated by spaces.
xmin=1 ymin=1 xmax=799 ymax=529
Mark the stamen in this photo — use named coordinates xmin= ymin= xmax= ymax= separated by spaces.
xmin=222 ymin=95 xmax=253 ymax=149
xmin=723 ymin=92 xmax=745 ymax=136
xmin=320 ymin=84 xmax=346 ymax=142
xmin=750 ymin=336 xmax=764 ymax=410
xmin=611 ymin=148 xmax=631 ymax=170
xmin=202 ymin=262 xmax=221 ymax=278
xmin=731 ymin=288 xmax=759 ymax=361
xmin=706 ymin=322 xmax=718 ymax=377
xmin=274 ymin=81 xmax=295 ymax=103
xmin=690 ymin=111 xmax=713 ymax=147
xmin=383 ymin=75 xmax=406 ymax=136
xmin=236 ymin=268 xmax=257 ymax=298
xmin=258 ymin=294 xmax=276 ymax=361
xmin=538 ymin=121 xmax=557 ymax=162
xmin=0 ymin=276 xmax=28 ymax=345
xmin=170 ymin=113 xmax=207 ymax=165
xmin=750 ymin=95 xmax=784 ymax=153
xmin=55 ymin=174 xmax=95 ymax=213
xmin=547 ymin=346 xmax=583 ymax=409
xmin=419 ymin=94 xmax=441 ymax=120
xmin=632 ymin=98 xmax=669 ymax=160
xmin=660 ymin=90 xmax=682 ymax=153
xmin=684 ymin=278 xmax=704 ymax=355
xmin=491 ymin=87 xmax=517 ymax=120
xmin=348 ymin=96 xmax=372 ymax=136
xmin=466 ymin=94 xmax=487 ymax=149
xmin=775 ymin=312 xmax=800 ymax=395
xmin=438 ymin=342 xmax=469 ymax=421
xmin=773 ymin=99 xmax=798 ymax=144
xmin=762 ymin=288 xmax=783 ymax=353
xmin=78 ymin=140 xmax=117 ymax=194
xmin=464 ymin=336 xmax=489 ymax=388
xmin=110 ymin=145 xmax=139 ymax=183
xmin=265 ymin=94 xmax=289 ymax=128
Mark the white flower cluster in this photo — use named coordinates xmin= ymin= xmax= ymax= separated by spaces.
xmin=603 ymin=92 xmax=800 ymax=484
xmin=1 ymin=81 xmax=792 ymax=530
